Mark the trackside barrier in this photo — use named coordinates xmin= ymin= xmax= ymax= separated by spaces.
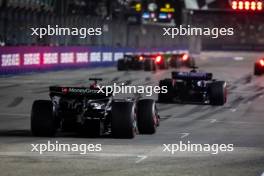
xmin=0 ymin=46 xmax=188 ymax=75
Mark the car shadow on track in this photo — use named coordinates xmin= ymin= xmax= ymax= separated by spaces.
xmin=0 ymin=129 xmax=123 ymax=139
xmin=0 ymin=130 xmax=32 ymax=137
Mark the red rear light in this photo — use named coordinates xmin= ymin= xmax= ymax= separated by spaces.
xmin=62 ymin=88 xmax=68 ymax=94
xmin=251 ymin=1 xmax=256 ymax=10
xmin=238 ymin=1 xmax=243 ymax=10
xmin=155 ymin=55 xmax=162 ymax=63
xmin=231 ymin=0 xmax=262 ymax=11
xmin=260 ymin=59 xmax=264 ymax=66
xmin=245 ymin=1 xmax=250 ymax=10
xmin=182 ymin=54 xmax=189 ymax=61
xmin=139 ymin=56 xmax=144 ymax=61
xmin=257 ymin=1 xmax=262 ymax=10
xmin=232 ymin=1 xmax=237 ymax=9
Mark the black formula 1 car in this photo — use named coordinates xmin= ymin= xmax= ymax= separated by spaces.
xmin=169 ymin=53 xmax=195 ymax=68
xmin=152 ymin=55 xmax=169 ymax=70
xmin=141 ymin=55 xmax=157 ymax=71
xmin=31 ymin=79 xmax=160 ymax=138
xmin=117 ymin=55 xmax=144 ymax=71
xmin=142 ymin=54 xmax=169 ymax=71
xmin=254 ymin=58 xmax=264 ymax=75
xmin=117 ymin=54 xmax=168 ymax=71
xmin=158 ymin=67 xmax=227 ymax=105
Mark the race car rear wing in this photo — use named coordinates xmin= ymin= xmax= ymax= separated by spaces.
xmin=172 ymin=72 xmax=213 ymax=81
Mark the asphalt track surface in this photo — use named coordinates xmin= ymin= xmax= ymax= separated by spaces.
xmin=0 ymin=51 xmax=263 ymax=176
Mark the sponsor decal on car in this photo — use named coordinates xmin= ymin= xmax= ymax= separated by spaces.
xmin=68 ymin=88 xmax=98 ymax=94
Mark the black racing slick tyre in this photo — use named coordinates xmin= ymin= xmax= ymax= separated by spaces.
xmin=31 ymin=100 xmax=57 ymax=137
xmin=111 ymin=101 xmax=136 ymax=138
xmin=187 ymin=58 xmax=196 ymax=68
xmin=117 ymin=60 xmax=126 ymax=71
xmin=159 ymin=61 xmax=169 ymax=70
xmin=171 ymin=58 xmax=181 ymax=68
xmin=158 ymin=79 xmax=173 ymax=103
xmin=254 ymin=63 xmax=263 ymax=75
xmin=209 ymin=81 xmax=227 ymax=106
xmin=144 ymin=60 xmax=156 ymax=71
xmin=137 ymin=99 xmax=158 ymax=134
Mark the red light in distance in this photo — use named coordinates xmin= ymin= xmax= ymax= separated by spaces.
xmin=139 ymin=56 xmax=144 ymax=61
xmin=232 ymin=1 xmax=237 ymax=9
xmin=155 ymin=56 xmax=162 ymax=63
xmin=231 ymin=1 xmax=263 ymax=11
xmin=238 ymin=1 xmax=244 ymax=9
xmin=257 ymin=1 xmax=263 ymax=10
xmin=245 ymin=1 xmax=250 ymax=10
xmin=251 ymin=1 xmax=256 ymax=10
xmin=259 ymin=59 xmax=264 ymax=66
xmin=182 ymin=54 xmax=189 ymax=61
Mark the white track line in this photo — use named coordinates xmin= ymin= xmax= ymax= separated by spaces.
xmin=135 ymin=155 xmax=148 ymax=163
xmin=233 ymin=57 xmax=244 ymax=61
xmin=0 ymin=151 xmax=150 ymax=163
xmin=180 ymin=133 xmax=190 ymax=139
xmin=210 ymin=119 xmax=217 ymax=123
xmin=230 ymin=108 xmax=237 ymax=112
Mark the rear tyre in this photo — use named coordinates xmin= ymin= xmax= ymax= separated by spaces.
xmin=31 ymin=100 xmax=57 ymax=137
xmin=165 ymin=61 xmax=169 ymax=69
xmin=117 ymin=60 xmax=126 ymax=71
xmin=254 ymin=63 xmax=262 ymax=75
xmin=144 ymin=60 xmax=156 ymax=71
xmin=176 ymin=59 xmax=182 ymax=68
xmin=169 ymin=56 xmax=180 ymax=68
xmin=153 ymin=62 xmax=157 ymax=71
xmin=137 ymin=99 xmax=158 ymax=134
xmin=188 ymin=58 xmax=196 ymax=68
xmin=158 ymin=79 xmax=173 ymax=103
xmin=135 ymin=62 xmax=144 ymax=70
xmin=169 ymin=59 xmax=176 ymax=68
xmin=111 ymin=101 xmax=136 ymax=138
xmin=159 ymin=61 xmax=169 ymax=70
xmin=185 ymin=57 xmax=195 ymax=68
xmin=209 ymin=81 xmax=227 ymax=106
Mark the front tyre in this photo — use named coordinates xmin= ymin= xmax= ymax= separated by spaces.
xmin=31 ymin=100 xmax=58 ymax=137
